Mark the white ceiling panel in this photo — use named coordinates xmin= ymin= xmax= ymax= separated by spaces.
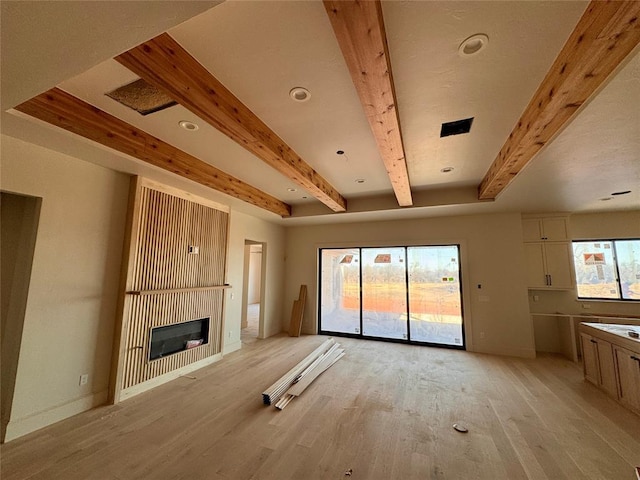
xmin=3 ymin=0 xmax=638 ymax=223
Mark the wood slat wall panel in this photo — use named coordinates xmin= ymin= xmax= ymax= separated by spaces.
xmin=121 ymin=290 xmax=223 ymax=388
xmin=118 ymin=180 xmax=229 ymax=396
xmin=130 ymin=188 xmax=228 ymax=291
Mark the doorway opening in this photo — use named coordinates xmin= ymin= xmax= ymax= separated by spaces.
xmin=318 ymin=245 xmax=465 ymax=349
xmin=241 ymin=241 xmax=265 ymax=345
xmin=1 ymin=192 xmax=42 ymax=443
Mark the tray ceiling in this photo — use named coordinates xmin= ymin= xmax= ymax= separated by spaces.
xmin=2 ymin=0 xmax=639 ymax=223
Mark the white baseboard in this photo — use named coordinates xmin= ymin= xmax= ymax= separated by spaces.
xmin=472 ymin=344 xmax=536 ymax=359
xmin=4 ymin=390 xmax=108 ymax=443
xmin=223 ymin=340 xmax=241 ymax=355
xmin=119 ymin=353 xmax=223 ymax=402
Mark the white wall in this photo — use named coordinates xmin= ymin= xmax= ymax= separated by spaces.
xmin=247 ymin=247 xmax=262 ymax=304
xmin=284 ymin=212 xmax=535 ymax=358
xmin=528 ymin=211 xmax=640 ymax=318
xmin=1 ymin=134 xmax=288 ymax=441
xmin=224 ymin=212 xmax=285 ymax=350
xmin=1 ymin=135 xmax=129 ymax=441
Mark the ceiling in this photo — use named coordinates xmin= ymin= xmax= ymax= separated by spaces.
xmin=2 ymin=0 xmax=639 ymax=226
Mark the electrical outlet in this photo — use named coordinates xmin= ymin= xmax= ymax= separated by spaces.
xmin=582 ymin=303 xmax=591 ymax=309
xmin=79 ymin=374 xmax=89 ymax=386
xmin=533 ymin=295 xmax=539 ymax=302
xmin=228 ymin=331 xmax=232 ymax=338
xmin=480 ymin=332 xmax=485 ymax=339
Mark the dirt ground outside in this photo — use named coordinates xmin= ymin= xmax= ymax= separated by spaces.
xmin=341 ymin=282 xmax=462 ymax=322
xmin=578 ymin=282 xmax=640 ymax=300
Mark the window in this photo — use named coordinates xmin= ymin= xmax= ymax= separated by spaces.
xmin=319 ymin=245 xmax=464 ymax=348
xmin=571 ymin=239 xmax=640 ymax=301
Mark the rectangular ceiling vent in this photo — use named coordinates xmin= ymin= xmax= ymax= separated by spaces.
xmin=106 ymin=78 xmax=177 ymax=116
xmin=440 ymin=117 xmax=474 ymax=138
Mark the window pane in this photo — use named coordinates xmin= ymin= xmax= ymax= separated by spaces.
xmin=361 ymin=247 xmax=407 ymax=340
xmin=571 ymin=241 xmax=620 ymax=299
xmin=615 ymin=240 xmax=640 ymax=300
xmin=319 ymin=249 xmax=360 ymax=334
xmin=407 ymin=246 xmax=463 ymax=346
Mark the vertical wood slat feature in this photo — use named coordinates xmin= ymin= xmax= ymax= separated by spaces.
xmin=14 ymin=88 xmax=291 ymax=217
xmin=109 ymin=178 xmax=144 ymax=402
xmin=122 ymin=291 xmax=224 ymax=389
xmin=324 ymin=0 xmax=413 ymax=207
xmin=478 ymin=0 xmax=640 ymax=200
xmin=116 ymin=33 xmax=347 ymax=213
xmin=131 ymin=189 xmax=227 ymax=292
xmin=114 ymin=178 xmax=229 ymax=399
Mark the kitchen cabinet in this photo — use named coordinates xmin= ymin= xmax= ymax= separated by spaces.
xmin=522 ymin=216 xmax=569 ymax=242
xmin=579 ymin=322 xmax=640 ymax=416
xmin=613 ymin=345 xmax=640 ymax=414
xmin=579 ymin=332 xmax=617 ymax=397
xmin=525 ymin=242 xmax=574 ymax=289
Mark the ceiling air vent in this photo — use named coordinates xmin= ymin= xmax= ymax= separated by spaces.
xmin=440 ymin=117 xmax=474 ymax=138
xmin=106 ymin=78 xmax=177 ymax=116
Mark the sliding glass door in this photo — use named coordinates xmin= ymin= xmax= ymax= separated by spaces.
xmin=319 ymin=245 xmax=464 ymax=349
xmin=407 ymin=246 xmax=463 ymax=346
xmin=362 ymin=247 xmax=408 ymax=340
xmin=319 ymin=249 xmax=360 ymax=335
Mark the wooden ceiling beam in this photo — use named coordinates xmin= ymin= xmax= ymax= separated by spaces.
xmin=479 ymin=0 xmax=640 ymax=200
xmin=116 ymin=33 xmax=347 ymax=213
xmin=324 ymin=0 xmax=412 ymax=207
xmin=15 ymin=88 xmax=292 ymax=217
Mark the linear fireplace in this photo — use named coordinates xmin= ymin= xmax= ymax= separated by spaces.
xmin=149 ymin=317 xmax=210 ymax=360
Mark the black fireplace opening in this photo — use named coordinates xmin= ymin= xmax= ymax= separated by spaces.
xmin=149 ymin=317 xmax=210 ymax=360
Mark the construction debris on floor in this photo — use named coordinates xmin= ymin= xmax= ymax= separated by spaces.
xmin=288 ymin=284 xmax=307 ymax=337
xmin=262 ymin=338 xmax=344 ymax=410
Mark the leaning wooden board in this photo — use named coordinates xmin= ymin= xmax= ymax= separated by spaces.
xmin=289 ymin=285 xmax=307 ymax=337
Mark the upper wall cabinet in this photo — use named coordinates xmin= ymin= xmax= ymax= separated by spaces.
xmin=522 ymin=216 xmax=570 ymax=242
xmin=522 ymin=214 xmax=574 ymax=290
xmin=525 ymin=242 xmax=575 ymax=289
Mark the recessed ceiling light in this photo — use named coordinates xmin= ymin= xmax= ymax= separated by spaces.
xmin=611 ymin=190 xmax=631 ymax=196
xmin=458 ymin=34 xmax=489 ymax=56
xmin=179 ymin=120 xmax=199 ymax=131
xmin=289 ymin=87 xmax=311 ymax=102
xmin=336 ymin=150 xmax=345 ymax=155
xmin=302 ymin=196 xmax=308 ymax=199
xmin=287 ymin=188 xmax=297 ymax=192
xmin=600 ymin=197 xmax=613 ymax=201
xmin=355 ymin=179 xmax=366 ymax=184
xmin=440 ymin=167 xmax=454 ymax=173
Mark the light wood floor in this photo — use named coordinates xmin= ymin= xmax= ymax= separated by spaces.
xmin=241 ymin=303 xmax=260 ymax=345
xmin=2 ymin=335 xmax=639 ymax=480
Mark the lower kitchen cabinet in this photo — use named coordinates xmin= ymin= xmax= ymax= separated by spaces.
xmin=580 ymin=332 xmax=617 ymax=397
xmin=579 ymin=322 xmax=640 ymax=416
xmin=613 ymin=345 xmax=640 ymax=414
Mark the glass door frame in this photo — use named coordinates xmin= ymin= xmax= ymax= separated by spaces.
xmin=318 ymin=244 xmax=466 ymax=350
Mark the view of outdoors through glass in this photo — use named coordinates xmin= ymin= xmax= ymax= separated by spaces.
xmin=408 ymin=246 xmax=463 ymax=345
xmin=571 ymin=239 xmax=640 ymax=300
xmin=319 ymin=245 xmax=464 ymax=346
xmin=362 ymin=247 xmax=408 ymax=340
xmin=320 ymin=249 xmax=360 ymax=335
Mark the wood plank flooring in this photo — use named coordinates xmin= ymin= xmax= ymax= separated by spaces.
xmin=2 ymin=335 xmax=639 ymax=479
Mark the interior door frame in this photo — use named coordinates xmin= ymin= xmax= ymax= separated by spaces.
xmin=241 ymin=239 xmax=266 ymax=339
xmin=1 ymin=191 xmax=42 ymax=443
